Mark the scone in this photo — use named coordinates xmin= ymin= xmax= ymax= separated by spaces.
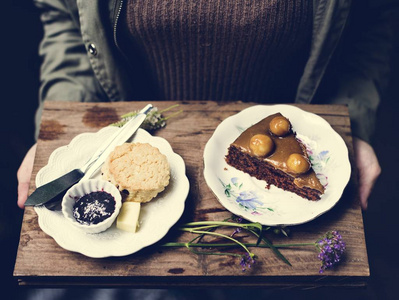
xmin=102 ymin=142 xmax=170 ymax=202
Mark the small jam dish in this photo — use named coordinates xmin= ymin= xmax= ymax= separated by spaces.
xmin=62 ymin=179 xmax=122 ymax=234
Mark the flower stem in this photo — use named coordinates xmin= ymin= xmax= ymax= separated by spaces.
xmin=163 ymin=109 xmax=183 ymax=121
xmin=178 ymin=228 xmax=254 ymax=257
xmin=184 ymin=244 xmax=243 ymax=258
xmin=162 ymin=242 xmax=314 ymax=248
xmin=178 ymin=221 xmax=261 ymax=231
xmin=246 ymin=228 xmax=292 ymax=266
xmin=159 ymin=104 xmax=180 ymax=114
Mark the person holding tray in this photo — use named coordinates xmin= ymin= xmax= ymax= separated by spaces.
xmin=16 ymin=0 xmax=394 ymax=299
xmin=18 ymin=0 xmax=390 ymax=212
xmin=19 ymin=0 xmax=390 ymax=265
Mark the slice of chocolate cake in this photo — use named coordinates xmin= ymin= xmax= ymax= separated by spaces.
xmin=225 ymin=113 xmax=325 ymax=200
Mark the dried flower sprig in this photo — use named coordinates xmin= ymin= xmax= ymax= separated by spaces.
xmin=316 ymin=230 xmax=346 ymax=273
xmin=162 ymin=218 xmax=346 ymax=273
xmin=110 ymin=104 xmax=183 ymax=131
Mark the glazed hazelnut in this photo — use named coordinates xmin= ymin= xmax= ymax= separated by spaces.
xmin=249 ymin=134 xmax=274 ymax=157
xmin=286 ymin=153 xmax=311 ymax=174
xmin=269 ymin=116 xmax=291 ymax=136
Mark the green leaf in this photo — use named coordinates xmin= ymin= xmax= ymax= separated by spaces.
xmin=249 ymin=229 xmax=292 ymax=267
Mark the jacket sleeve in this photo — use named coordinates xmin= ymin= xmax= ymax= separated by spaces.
xmin=33 ymin=0 xmax=107 ymax=138
xmin=317 ymin=1 xmax=393 ymax=144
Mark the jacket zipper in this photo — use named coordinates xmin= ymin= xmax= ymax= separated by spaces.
xmin=113 ymin=0 xmax=124 ymax=52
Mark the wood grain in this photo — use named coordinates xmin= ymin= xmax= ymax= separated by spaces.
xmin=13 ymin=101 xmax=368 ymax=288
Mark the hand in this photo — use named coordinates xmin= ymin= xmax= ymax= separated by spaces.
xmin=353 ymin=138 xmax=381 ymax=210
xmin=17 ymin=143 xmax=37 ymax=209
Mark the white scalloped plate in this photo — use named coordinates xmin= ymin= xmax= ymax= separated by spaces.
xmin=204 ymin=105 xmax=351 ymax=226
xmin=34 ymin=128 xmax=189 ymax=258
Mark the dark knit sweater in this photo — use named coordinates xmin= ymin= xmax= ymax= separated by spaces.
xmin=122 ymin=0 xmax=312 ymax=102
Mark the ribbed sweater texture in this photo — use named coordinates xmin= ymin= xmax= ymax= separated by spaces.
xmin=123 ymin=0 xmax=312 ymax=102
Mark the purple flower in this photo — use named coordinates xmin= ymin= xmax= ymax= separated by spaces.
xmin=316 ymin=231 xmax=346 ymax=273
xmin=233 ymin=216 xmax=243 ymax=223
xmin=230 ymin=216 xmax=243 ymax=237
xmin=236 ymin=191 xmax=263 ymax=210
xmin=231 ymin=227 xmax=242 ymax=237
xmin=240 ymin=252 xmax=256 ymax=271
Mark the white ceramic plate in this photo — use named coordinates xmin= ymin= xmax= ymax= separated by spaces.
xmin=203 ymin=105 xmax=351 ymax=226
xmin=35 ymin=128 xmax=189 ymax=258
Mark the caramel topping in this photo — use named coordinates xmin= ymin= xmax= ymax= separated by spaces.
xmin=232 ymin=113 xmax=324 ymax=193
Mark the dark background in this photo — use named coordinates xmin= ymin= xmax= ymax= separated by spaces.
xmin=1 ymin=1 xmax=398 ymax=299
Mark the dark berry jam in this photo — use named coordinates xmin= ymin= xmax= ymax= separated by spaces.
xmin=72 ymin=191 xmax=116 ymax=225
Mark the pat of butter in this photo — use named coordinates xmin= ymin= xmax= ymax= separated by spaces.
xmin=116 ymin=202 xmax=141 ymax=233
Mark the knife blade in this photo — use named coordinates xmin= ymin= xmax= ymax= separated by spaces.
xmin=25 ymin=104 xmax=153 ymax=207
xmin=79 ymin=105 xmax=152 ymax=181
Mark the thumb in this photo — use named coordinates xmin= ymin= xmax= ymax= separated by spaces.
xmin=17 ymin=144 xmax=37 ymax=209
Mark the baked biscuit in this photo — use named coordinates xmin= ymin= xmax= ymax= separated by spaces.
xmin=102 ymin=142 xmax=170 ymax=203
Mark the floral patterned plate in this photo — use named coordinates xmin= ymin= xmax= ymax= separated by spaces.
xmin=34 ymin=128 xmax=189 ymax=258
xmin=203 ymin=105 xmax=351 ymax=226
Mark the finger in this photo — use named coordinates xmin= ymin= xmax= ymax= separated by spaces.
xmin=358 ymin=168 xmax=380 ymax=210
xmin=17 ymin=182 xmax=30 ymax=209
xmin=16 ymin=144 xmax=37 ymax=209
xmin=358 ymin=175 xmax=371 ymax=210
xmin=353 ymin=138 xmax=381 ymax=210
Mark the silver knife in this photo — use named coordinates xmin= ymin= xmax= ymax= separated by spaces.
xmin=25 ymin=104 xmax=153 ymax=207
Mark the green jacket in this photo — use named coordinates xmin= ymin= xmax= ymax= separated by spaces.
xmin=33 ymin=0 xmax=392 ymax=143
